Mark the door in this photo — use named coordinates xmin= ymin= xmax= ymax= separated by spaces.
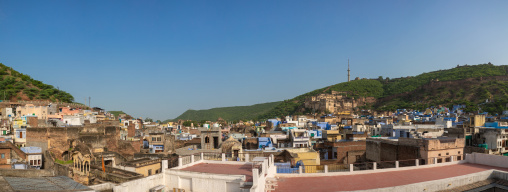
xmin=213 ymin=137 xmax=219 ymax=149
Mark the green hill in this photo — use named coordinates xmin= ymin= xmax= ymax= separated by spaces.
xmin=0 ymin=63 xmax=74 ymax=102
xmin=108 ymin=111 xmax=128 ymax=118
xmin=258 ymin=63 xmax=508 ymax=119
xmin=173 ymin=101 xmax=282 ymax=122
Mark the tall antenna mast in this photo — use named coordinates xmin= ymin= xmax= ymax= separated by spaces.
xmin=347 ymin=58 xmax=350 ymax=82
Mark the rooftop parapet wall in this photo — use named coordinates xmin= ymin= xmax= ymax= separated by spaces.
xmin=466 ymin=152 xmax=508 ymax=169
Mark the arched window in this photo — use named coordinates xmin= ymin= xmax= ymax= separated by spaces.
xmin=205 ymin=136 xmax=210 ymax=143
xmin=84 ymin=161 xmax=89 ymax=173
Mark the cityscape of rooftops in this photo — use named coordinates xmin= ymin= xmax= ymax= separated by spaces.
xmin=1 ymin=1 xmax=508 ymax=192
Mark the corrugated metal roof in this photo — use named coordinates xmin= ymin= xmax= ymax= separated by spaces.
xmin=4 ymin=176 xmax=92 ymax=191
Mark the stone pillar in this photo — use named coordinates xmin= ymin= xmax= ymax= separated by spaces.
xmin=252 ymin=169 xmax=259 ymax=184
xmin=299 ymin=166 xmax=303 ymax=174
xmin=324 ymin=165 xmax=328 ymax=173
xmin=349 ymin=164 xmax=353 ymax=172
xmin=191 ymin=155 xmax=195 ymax=163
xmin=262 ymin=160 xmax=267 ymax=174
xmin=373 ymin=162 xmax=377 ymax=170
xmin=415 ymin=159 xmax=419 ymax=166
xmin=222 ymin=153 xmax=226 ymax=161
xmin=245 ymin=154 xmax=250 ymax=162
xmin=451 ymin=156 xmax=454 ymax=162
xmin=178 ymin=156 xmax=183 ymax=167
xmin=201 ymin=153 xmax=204 ymax=161
xmin=395 ymin=161 xmax=399 ymax=168
xmin=162 ymin=160 xmax=168 ymax=173
xmin=434 ymin=157 xmax=438 ymax=164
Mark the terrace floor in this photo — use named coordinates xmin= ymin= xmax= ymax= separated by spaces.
xmin=180 ymin=163 xmax=254 ymax=182
xmin=274 ymin=163 xmax=508 ymax=192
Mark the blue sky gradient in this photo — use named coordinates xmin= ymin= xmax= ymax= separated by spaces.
xmin=1 ymin=0 xmax=508 ymax=120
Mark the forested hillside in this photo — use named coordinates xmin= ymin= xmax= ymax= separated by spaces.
xmin=258 ymin=63 xmax=508 ymax=119
xmin=173 ymin=101 xmax=282 ymax=121
xmin=0 ymin=63 xmax=74 ymax=102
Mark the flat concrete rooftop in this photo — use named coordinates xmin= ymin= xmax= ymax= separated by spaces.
xmin=274 ymin=163 xmax=508 ymax=192
xmin=180 ymin=163 xmax=253 ymax=182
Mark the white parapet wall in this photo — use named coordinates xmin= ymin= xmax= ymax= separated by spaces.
xmin=88 ymin=182 xmax=115 ymax=191
xmin=353 ymin=170 xmax=496 ymax=192
xmin=112 ymin=173 xmax=165 ymax=192
xmin=466 ymin=152 xmax=508 ymax=169
xmin=276 ymin=160 xmax=467 ymax=177
xmin=165 ymin=169 xmax=247 ymax=192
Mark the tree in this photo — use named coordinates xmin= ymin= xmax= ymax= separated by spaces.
xmin=144 ymin=117 xmax=153 ymax=122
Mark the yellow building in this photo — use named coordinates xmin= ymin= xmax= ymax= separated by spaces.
xmin=322 ymin=130 xmax=342 ymax=142
xmin=285 ymin=148 xmax=320 ymax=166
xmin=470 ymin=115 xmax=486 ymax=127
xmin=12 ymin=119 xmax=26 ymax=129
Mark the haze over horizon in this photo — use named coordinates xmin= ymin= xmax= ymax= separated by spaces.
xmin=1 ymin=0 xmax=508 ymax=120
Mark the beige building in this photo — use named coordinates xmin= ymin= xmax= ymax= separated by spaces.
xmin=199 ymin=127 xmax=222 ymax=149
xmin=304 ymin=91 xmax=375 ymax=114
xmin=118 ymin=158 xmax=162 ymax=177
xmin=16 ymin=104 xmax=49 ymax=120
xmin=420 ymin=138 xmax=465 ymax=164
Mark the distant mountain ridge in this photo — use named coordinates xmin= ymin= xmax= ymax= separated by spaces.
xmin=172 ymin=101 xmax=282 ymax=122
xmin=0 ymin=63 xmax=74 ymax=102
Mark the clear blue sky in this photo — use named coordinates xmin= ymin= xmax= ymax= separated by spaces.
xmin=1 ymin=0 xmax=508 ymax=120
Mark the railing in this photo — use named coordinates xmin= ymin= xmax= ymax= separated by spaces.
xmin=276 ymin=166 xmax=299 ymax=173
xmin=377 ymin=161 xmax=396 ymax=169
xmin=203 ymin=153 xmax=221 ymax=161
xmin=181 ymin=156 xmax=192 ymax=166
xmin=194 ymin=154 xmax=202 ymax=162
xmin=328 ymin=164 xmax=348 ymax=172
xmin=398 ymin=159 xmax=416 ymax=167
xmin=352 ymin=162 xmax=375 ymax=171
xmin=247 ymin=153 xmax=265 ymax=162
xmin=302 ymin=165 xmax=325 ymax=173
xmin=225 ymin=153 xmax=240 ymax=161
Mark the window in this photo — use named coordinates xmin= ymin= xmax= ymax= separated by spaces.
xmin=458 ymin=151 xmax=461 ymax=154
xmin=1 ymin=153 xmax=4 ymax=158
xmin=446 ymin=152 xmax=449 ymax=156
xmin=438 ymin=154 xmax=441 ymax=156
xmin=152 ymin=137 xmax=156 ymax=141
xmin=157 ymin=137 xmax=161 ymax=141
xmin=148 ymin=169 xmax=152 ymax=176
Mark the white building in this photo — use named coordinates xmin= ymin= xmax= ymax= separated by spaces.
xmin=20 ymin=146 xmax=42 ymax=169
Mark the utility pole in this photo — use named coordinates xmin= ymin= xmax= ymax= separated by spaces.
xmin=89 ymin=97 xmax=91 ymax=109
